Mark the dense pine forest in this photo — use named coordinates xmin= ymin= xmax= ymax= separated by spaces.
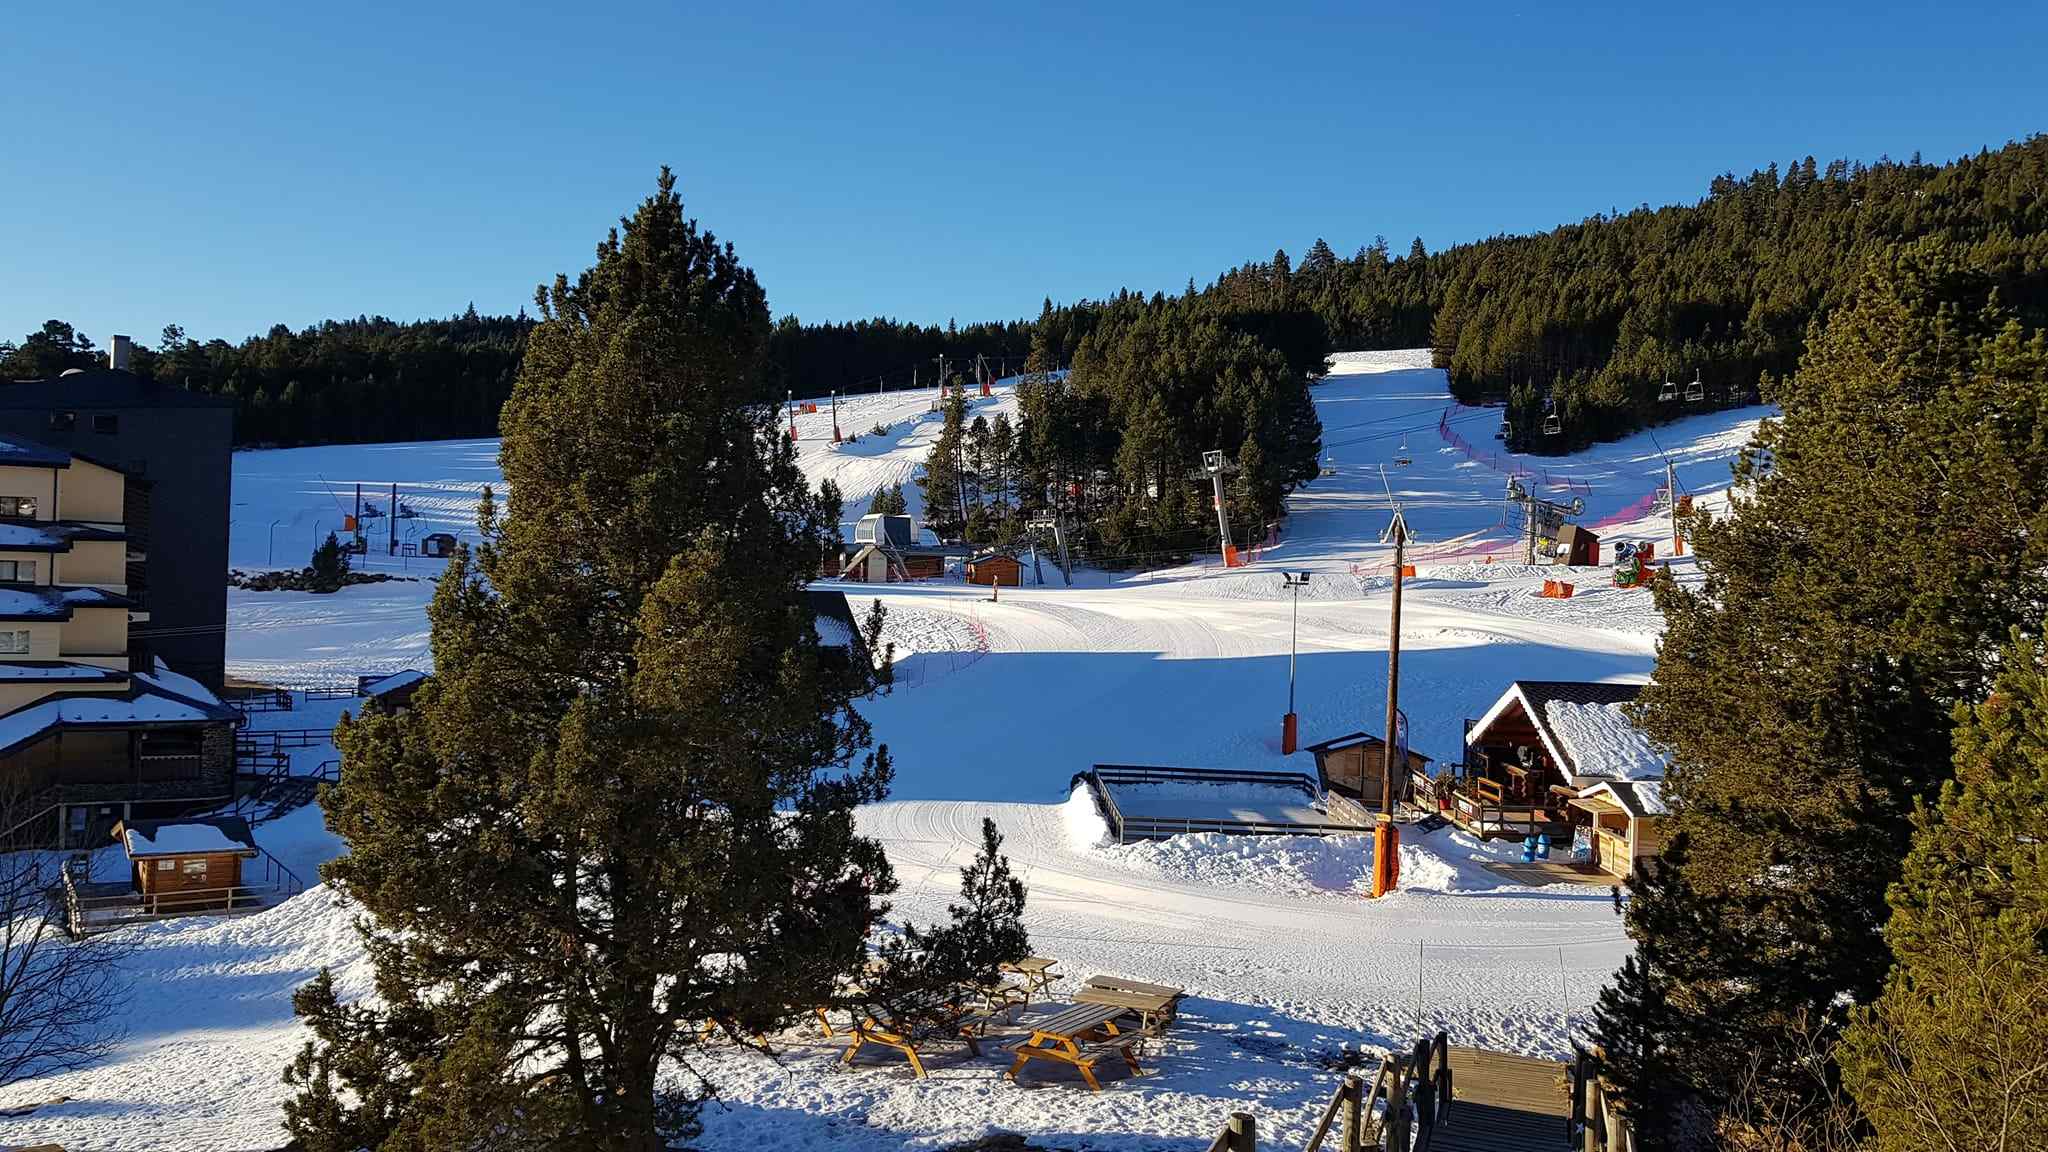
xmin=4 ymin=137 xmax=2042 ymax=454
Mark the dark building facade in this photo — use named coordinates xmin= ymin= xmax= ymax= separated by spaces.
xmin=0 ymin=364 xmax=234 ymax=688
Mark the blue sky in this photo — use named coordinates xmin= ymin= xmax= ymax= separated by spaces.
xmin=4 ymin=2 xmax=2042 ymax=348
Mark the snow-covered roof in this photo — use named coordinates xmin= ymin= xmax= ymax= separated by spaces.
xmin=1465 ymin=680 xmax=1660 ymax=783
xmin=0 ymin=432 xmax=74 ymax=468
xmin=0 ymin=661 xmax=124 ymax=682
xmin=1543 ymin=699 xmax=1665 ymax=783
xmin=120 ymin=818 xmax=258 ymax=857
xmin=1576 ymin=778 xmax=1668 ymax=819
xmin=362 ymin=668 xmax=426 ymax=697
xmin=0 ymin=584 xmax=137 ymax=621
xmin=0 ymin=657 xmax=236 ymax=754
xmin=0 ymin=521 xmax=126 ymax=551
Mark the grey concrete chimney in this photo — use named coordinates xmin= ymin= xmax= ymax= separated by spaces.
xmin=109 ymin=334 xmax=132 ymax=371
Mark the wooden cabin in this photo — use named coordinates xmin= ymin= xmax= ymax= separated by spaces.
xmin=1452 ymin=680 xmax=1663 ymax=844
xmin=1566 ymin=779 xmax=1667 ymax=879
xmin=1305 ymin=731 xmax=1431 ymax=809
xmin=966 ymin=550 xmax=1021 ymax=587
xmin=113 ymin=816 xmax=260 ymax=913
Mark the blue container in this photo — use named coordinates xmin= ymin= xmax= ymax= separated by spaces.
xmin=1522 ymin=835 xmax=1538 ymax=863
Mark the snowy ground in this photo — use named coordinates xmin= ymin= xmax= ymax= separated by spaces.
xmin=0 ymin=352 xmax=1773 ymax=1150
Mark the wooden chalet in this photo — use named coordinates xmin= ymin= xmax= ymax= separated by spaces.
xmin=64 ymin=815 xmax=304 ymax=935
xmin=1446 ymin=681 xmax=1668 ymax=867
xmin=1305 ymin=731 xmax=1431 ymax=810
xmin=966 ymin=549 xmax=1021 ymax=587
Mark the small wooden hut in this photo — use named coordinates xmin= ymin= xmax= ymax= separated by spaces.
xmin=114 ymin=817 xmax=260 ymax=912
xmin=966 ymin=550 xmax=1021 ymax=587
xmin=1305 ymin=731 xmax=1431 ymax=809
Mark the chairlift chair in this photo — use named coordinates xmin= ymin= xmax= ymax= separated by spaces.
xmin=1543 ymin=413 xmax=1562 ymax=436
xmin=1658 ymin=380 xmax=1678 ymax=403
xmin=1393 ymin=436 xmax=1412 ymax=467
xmin=1495 ymin=418 xmax=1511 ymax=440
xmin=1684 ymin=371 xmax=1705 ymax=403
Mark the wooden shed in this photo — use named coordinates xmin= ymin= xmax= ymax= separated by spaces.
xmin=1305 ymin=731 xmax=1431 ymax=809
xmin=113 ymin=816 xmax=260 ymax=913
xmin=966 ymin=550 xmax=1021 ymax=587
xmin=1566 ymin=780 xmax=1667 ymax=879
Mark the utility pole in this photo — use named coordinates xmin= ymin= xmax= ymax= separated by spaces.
xmin=353 ymin=483 xmax=363 ymax=556
xmin=1373 ymin=514 xmax=1407 ymax=899
xmin=389 ymin=481 xmax=398 ymax=556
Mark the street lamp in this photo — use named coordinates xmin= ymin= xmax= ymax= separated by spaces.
xmin=267 ymin=519 xmax=282 ymax=567
xmin=1281 ymin=571 xmax=1311 ymax=753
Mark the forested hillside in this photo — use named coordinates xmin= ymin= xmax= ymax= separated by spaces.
xmin=0 ymin=313 xmax=1032 ymax=447
xmin=7 ymin=136 xmax=2042 ymax=452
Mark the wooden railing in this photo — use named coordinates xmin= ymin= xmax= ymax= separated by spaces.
xmin=1206 ymin=1031 xmax=1454 ymax=1152
xmin=63 ymin=848 xmax=308 ymax=937
xmin=1569 ymin=1048 xmax=1634 ymax=1151
xmin=1083 ymin=765 xmax=1371 ymax=843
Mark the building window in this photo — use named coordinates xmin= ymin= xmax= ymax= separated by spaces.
xmin=47 ymin=411 xmax=74 ymax=432
xmin=0 ymin=497 xmax=36 ymax=519
xmin=156 ymin=859 xmax=175 ymax=872
xmin=0 ymin=631 xmax=30 ymax=655
xmin=0 ymin=560 xmax=36 ymax=584
xmin=91 ymin=413 xmax=119 ymax=435
xmin=181 ymin=859 xmax=208 ymax=876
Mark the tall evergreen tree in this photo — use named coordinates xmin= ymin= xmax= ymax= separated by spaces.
xmin=1839 ymin=628 xmax=2048 ymax=1151
xmin=1591 ymin=241 xmax=2048 ymax=1147
xmin=283 ymin=170 xmax=897 ymax=1151
xmin=918 ymin=378 xmax=969 ymax=538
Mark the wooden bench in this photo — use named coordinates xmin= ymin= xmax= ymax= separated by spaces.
xmin=1005 ymin=1002 xmax=1142 ymax=1092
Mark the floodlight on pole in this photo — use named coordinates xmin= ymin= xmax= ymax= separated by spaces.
xmin=1281 ymin=571 xmax=1311 ymax=753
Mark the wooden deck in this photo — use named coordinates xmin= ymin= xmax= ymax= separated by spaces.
xmin=1435 ymin=1046 xmax=1569 ymax=1152
xmin=1480 ymin=860 xmax=1620 ymax=888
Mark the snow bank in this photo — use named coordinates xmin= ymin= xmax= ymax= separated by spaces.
xmin=1059 ymin=783 xmax=1111 ymax=849
xmin=1544 ymin=699 xmax=1664 ymax=781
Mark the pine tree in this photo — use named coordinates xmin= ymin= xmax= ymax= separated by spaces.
xmin=919 ymin=378 xmax=969 ymax=539
xmin=1839 ymin=629 xmax=2048 ymax=1151
xmin=307 ymin=531 xmax=351 ymax=591
xmin=1592 ymin=241 xmax=2048 ymax=1147
xmin=860 ymin=819 xmax=1029 ymax=1030
xmin=283 ymin=169 xmax=897 ymax=1151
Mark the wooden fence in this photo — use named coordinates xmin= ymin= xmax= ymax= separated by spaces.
xmin=1205 ymin=1031 xmax=1455 ymax=1152
xmin=1080 ymin=765 xmax=1371 ymax=843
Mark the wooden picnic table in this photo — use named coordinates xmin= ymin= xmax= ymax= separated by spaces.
xmin=1075 ymin=975 xmax=1185 ymax=1036
xmin=1001 ymin=956 xmax=1061 ymax=994
xmin=1005 ymin=1001 xmax=1141 ymax=1092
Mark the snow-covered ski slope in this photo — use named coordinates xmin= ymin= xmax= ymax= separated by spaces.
xmin=0 ymin=353 xmax=1775 ymax=1151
